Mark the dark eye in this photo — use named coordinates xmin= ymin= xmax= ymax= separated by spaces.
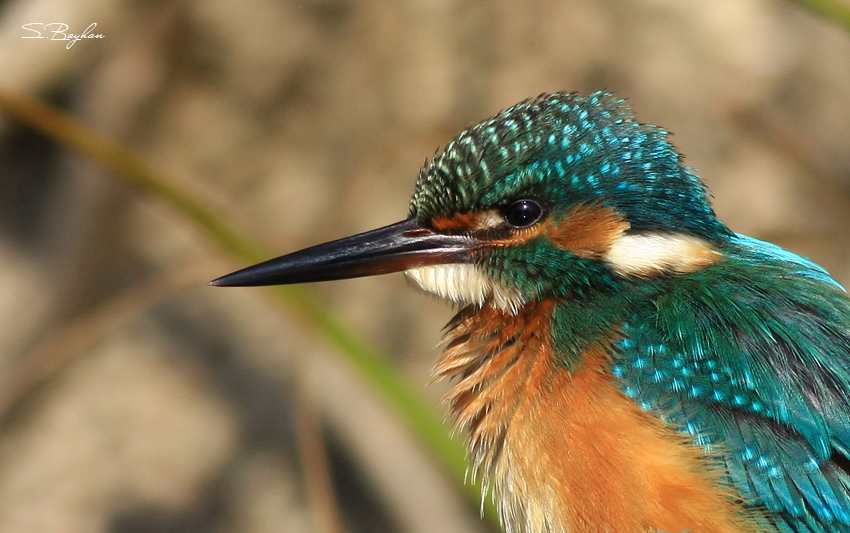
xmin=503 ymin=199 xmax=543 ymax=228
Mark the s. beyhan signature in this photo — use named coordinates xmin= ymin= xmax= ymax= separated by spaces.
xmin=21 ymin=23 xmax=104 ymax=49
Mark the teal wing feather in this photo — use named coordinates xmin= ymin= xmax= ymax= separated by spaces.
xmin=613 ymin=235 xmax=850 ymax=532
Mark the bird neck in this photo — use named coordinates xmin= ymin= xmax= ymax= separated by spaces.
xmin=435 ymin=299 xmax=763 ymax=533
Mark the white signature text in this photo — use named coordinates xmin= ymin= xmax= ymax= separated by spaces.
xmin=22 ymin=23 xmax=104 ymax=49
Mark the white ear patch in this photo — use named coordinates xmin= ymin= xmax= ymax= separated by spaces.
xmin=604 ymin=233 xmax=722 ymax=277
xmin=404 ymin=264 xmax=525 ymax=314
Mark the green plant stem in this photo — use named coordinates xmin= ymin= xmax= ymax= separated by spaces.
xmin=0 ymin=89 xmax=498 ymax=527
xmin=789 ymin=0 xmax=850 ymax=31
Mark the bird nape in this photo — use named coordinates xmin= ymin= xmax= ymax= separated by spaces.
xmin=211 ymin=91 xmax=850 ymax=533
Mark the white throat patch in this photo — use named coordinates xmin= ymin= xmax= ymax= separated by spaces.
xmin=404 ymin=264 xmax=525 ymax=314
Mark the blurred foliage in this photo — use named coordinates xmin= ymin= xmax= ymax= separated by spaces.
xmin=791 ymin=0 xmax=850 ymax=31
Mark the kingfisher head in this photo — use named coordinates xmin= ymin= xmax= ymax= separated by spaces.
xmin=212 ymin=91 xmax=732 ymax=311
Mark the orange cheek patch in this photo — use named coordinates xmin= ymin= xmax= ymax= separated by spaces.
xmin=548 ymin=204 xmax=629 ymax=259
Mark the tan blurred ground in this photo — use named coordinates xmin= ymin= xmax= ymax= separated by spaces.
xmin=0 ymin=1 xmax=849 ymax=532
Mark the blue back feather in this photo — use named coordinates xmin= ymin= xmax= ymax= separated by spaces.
xmin=613 ymin=236 xmax=850 ymax=532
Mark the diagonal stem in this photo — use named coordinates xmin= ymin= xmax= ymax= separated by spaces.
xmin=0 ymin=89 xmax=499 ymax=527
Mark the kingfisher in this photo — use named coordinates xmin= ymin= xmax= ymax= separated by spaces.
xmin=211 ymin=92 xmax=850 ymax=533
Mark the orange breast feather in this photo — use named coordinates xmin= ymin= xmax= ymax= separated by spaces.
xmin=435 ymin=302 xmax=763 ymax=533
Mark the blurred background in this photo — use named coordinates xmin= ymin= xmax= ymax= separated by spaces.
xmin=0 ymin=0 xmax=849 ymax=532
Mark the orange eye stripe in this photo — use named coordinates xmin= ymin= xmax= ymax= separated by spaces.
xmin=431 ymin=204 xmax=629 ymax=256
xmin=549 ymin=204 xmax=629 ymax=259
xmin=430 ymin=212 xmax=493 ymax=231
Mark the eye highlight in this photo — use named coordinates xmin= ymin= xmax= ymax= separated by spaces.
xmin=503 ymin=199 xmax=544 ymax=228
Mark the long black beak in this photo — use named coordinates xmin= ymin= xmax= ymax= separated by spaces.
xmin=210 ymin=217 xmax=479 ymax=287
